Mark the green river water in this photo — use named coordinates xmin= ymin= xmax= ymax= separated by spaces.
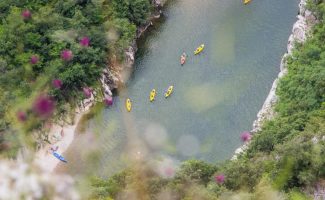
xmin=58 ymin=0 xmax=299 ymax=176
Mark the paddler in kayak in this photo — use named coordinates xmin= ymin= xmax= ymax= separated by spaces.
xmin=52 ymin=152 xmax=68 ymax=163
xmin=180 ymin=52 xmax=187 ymax=65
xmin=194 ymin=44 xmax=205 ymax=55
xmin=149 ymin=89 xmax=156 ymax=102
xmin=243 ymin=0 xmax=251 ymax=5
xmin=165 ymin=85 xmax=174 ymax=98
xmin=125 ymin=98 xmax=132 ymax=112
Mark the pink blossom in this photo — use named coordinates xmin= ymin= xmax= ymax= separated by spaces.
xmin=60 ymin=50 xmax=73 ymax=61
xmin=32 ymin=95 xmax=55 ymax=118
xmin=30 ymin=55 xmax=39 ymax=64
xmin=215 ymin=174 xmax=225 ymax=184
xmin=164 ymin=167 xmax=175 ymax=177
xmin=79 ymin=36 xmax=90 ymax=47
xmin=17 ymin=111 xmax=27 ymax=122
xmin=104 ymin=96 xmax=113 ymax=106
xmin=240 ymin=131 xmax=252 ymax=142
xmin=52 ymin=79 xmax=62 ymax=89
xmin=83 ymin=87 xmax=92 ymax=98
xmin=21 ymin=9 xmax=31 ymax=20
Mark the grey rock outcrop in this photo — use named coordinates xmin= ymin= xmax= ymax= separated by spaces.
xmin=233 ymin=0 xmax=317 ymax=159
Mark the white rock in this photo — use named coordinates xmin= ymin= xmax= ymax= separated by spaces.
xmin=292 ymin=15 xmax=307 ymax=42
xmin=125 ymin=46 xmax=135 ymax=67
xmin=305 ymin=10 xmax=318 ymax=27
xmin=299 ymin=0 xmax=307 ymax=16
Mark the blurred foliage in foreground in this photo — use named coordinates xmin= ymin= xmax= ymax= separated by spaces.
xmin=0 ymin=0 xmax=151 ymax=157
xmin=89 ymin=1 xmax=325 ymax=199
xmin=0 ymin=159 xmax=79 ymax=199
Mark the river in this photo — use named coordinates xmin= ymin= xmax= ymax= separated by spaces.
xmin=58 ymin=0 xmax=299 ymax=176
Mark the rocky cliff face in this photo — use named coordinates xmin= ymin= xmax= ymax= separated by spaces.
xmin=251 ymin=0 xmax=317 ymax=134
xmin=233 ymin=0 xmax=318 ymax=158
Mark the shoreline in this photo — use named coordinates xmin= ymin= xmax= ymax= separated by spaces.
xmin=34 ymin=111 xmax=83 ymax=172
xmin=34 ymin=0 xmax=166 ymax=173
xmin=232 ymin=0 xmax=317 ymax=159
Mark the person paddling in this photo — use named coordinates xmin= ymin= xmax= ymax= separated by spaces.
xmin=180 ymin=52 xmax=187 ymax=65
xmin=47 ymin=145 xmax=58 ymax=155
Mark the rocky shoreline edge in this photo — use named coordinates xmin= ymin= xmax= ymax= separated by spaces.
xmin=232 ymin=0 xmax=318 ymax=159
xmin=34 ymin=0 xmax=166 ymax=172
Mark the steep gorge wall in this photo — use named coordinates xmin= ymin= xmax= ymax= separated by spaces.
xmin=233 ymin=0 xmax=318 ymax=158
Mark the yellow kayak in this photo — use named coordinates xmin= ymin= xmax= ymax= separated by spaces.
xmin=125 ymin=98 xmax=132 ymax=112
xmin=149 ymin=89 xmax=156 ymax=102
xmin=194 ymin=44 xmax=205 ymax=55
xmin=243 ymin=0 xmax=251 ymax=5
xmin=165 ymin=86 xmax=174 ymax=98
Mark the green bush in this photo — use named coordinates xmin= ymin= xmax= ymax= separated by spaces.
xmin=112 ymin=0 xmax=151 ymax=25
xmin=173 ymin=160 xmax=217 ymax=186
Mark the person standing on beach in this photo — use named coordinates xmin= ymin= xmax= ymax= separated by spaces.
xmin=60 ymin=129 xmax=64 ymax=137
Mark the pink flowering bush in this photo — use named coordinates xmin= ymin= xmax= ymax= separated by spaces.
xmin=52 ymin=79 xmax=62 ymax=89
xmin=240 ymin=131 xmax=252 ymax=142
xmin=104 ymin=96 xmax=113 ymax=106
xmin=32 ymin=95 xmax=55 ymax=119
xmin=215 ymin=174 xmax=225 ymax=184
xmin=21 ymin=9 xmax=31 ymax=20
xmin=60 ymin=50 xmax=73 ymax=61
xmin=83 ymin=87 xmax=92 ymax=98
xmin=30 ymin=55 xmax=39 ymax=64
xmin=79 ymin=37 xmax=90 ymax=47
xmin=16 ymin=111 xmax=27 ymax=122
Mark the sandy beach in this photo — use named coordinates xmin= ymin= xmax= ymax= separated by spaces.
xmin=34 ymin=109 xmax=85 ymax=173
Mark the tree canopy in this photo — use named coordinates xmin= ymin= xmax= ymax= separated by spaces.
xmin=0 ymin=0 xmax=151 ymax=156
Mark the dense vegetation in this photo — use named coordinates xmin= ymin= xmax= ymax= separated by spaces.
xmin=90 ymin=1 xmax=325 ymax=199
xmin=0 ymin=0 xmax=152 ymax=156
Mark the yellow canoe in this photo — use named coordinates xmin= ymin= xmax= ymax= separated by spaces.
xmin=165 ymin=86 xmax=174 ymax=98
xmin=194 ymin=44 xmax=205 ymax=55
xmin=243 ymin=0 xmax=251 ymax=5
xmin=125 ymin=98 xmax=132 ymax=112
xmin=149 ymin=89 xmax=156 ymax=102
